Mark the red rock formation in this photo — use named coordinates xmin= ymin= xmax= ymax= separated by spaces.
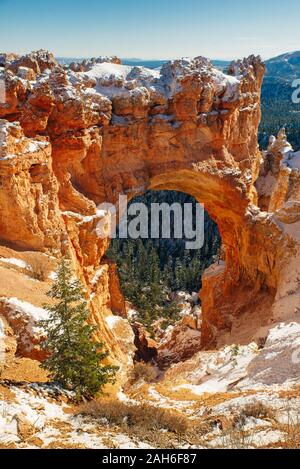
xmin=107 ymin=261 xmax=126 ymax=316
xmin=0 ymin=298 xmax=47 ymax=361
xmin=68 ymin=56 xmax=121 ymax=72
xmin=0 ymin=120 xmax=65 ymax=251
xmin=157 ymin=318 xmax=201 ymax=367
xmin=7 ymin=50 xmax=58 ymax=75
xmin=1 ymin=49 xmax=300 ymax=375
xmin=132 ymin=322 xmax=158 ymax=362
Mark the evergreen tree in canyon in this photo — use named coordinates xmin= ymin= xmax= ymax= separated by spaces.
xmin=39 ymin=257 xmax=117 ymax=400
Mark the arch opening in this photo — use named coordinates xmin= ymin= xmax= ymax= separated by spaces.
xmin=101 ymin=165 xmax=277 ymax=360
xmin=107 ymin=188 xmax=222 ymax=365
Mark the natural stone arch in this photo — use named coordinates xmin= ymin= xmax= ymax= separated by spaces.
xmin=1 ymin=51 xmax=294 ymax=365
xmin=104 ymin=165 xmax=277 ymax=347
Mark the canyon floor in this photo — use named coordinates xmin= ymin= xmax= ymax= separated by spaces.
xmin=1 ymin=345 xmax=300 ymax=449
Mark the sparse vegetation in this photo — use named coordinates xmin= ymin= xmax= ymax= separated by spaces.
xmin=283 ymin=418 xmax=300 ymax=448
xmin=257 ymin=336 xmax=267 ymax=349
xmin=77 ymin=398 xmax=189 ymax=437
xmin=231 ymin=345 xmax=240 ymax=357
xmin=76 ymin=397 xmax=291 ymax=448
xmin=28 ymin=257 xmax=50 ymax=281
xmin=270 ymin=408 xmax=300 ymax=449
xmin=219 ymin=426 xmax=253 ymax=449
xmin=231 ymin=345 xmax=240 ymax=366
xmin=240 ymin=402 xmax=275 ymax=421
xmin=130 ymin=361 xmax=159 ymax=383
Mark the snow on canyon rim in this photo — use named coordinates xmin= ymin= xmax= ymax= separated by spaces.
xmin=78 ymin=58 xmax=241 ymax=99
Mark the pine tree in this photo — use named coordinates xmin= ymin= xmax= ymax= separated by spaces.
xmin=39 ymin=257 xmax=118 ymax=400
xmin=164 ymin=258 xmax=174 ymax=289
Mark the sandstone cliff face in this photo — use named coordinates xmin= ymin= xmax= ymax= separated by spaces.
xmin=1 ymin=49 xmax=300 ymax=378
xmin=254 ymin=129 xmax=300 ymax=340
xmin=0 ymin=120 xmax=64 ymax=251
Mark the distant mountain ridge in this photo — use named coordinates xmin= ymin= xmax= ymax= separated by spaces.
xmin=265 ymin=51 xmax=300 ymax=81
xmin=259 ymin=51 xmax=300 ymax=151
xmin=56 ymin=56 xmax=231 ymax=70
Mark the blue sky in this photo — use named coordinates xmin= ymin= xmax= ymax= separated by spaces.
xmin=1 ymin=0 xmax=300 ymax=60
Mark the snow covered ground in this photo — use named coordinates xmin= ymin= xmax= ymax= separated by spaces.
xmin=1 ymin=284 xmax=300 ymax=448
xmin=0 ymin=385 xmax=152 ymax=449
xmin=0 ymin=258 xmax=30 ymax=270
xmin=160 ymin=321 xmax=300 ymax=395
xmin=2 ymin=318 xmax=300 ymax=448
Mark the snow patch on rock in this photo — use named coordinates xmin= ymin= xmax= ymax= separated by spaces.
xmin=105 ymin=314 xmax=123 ymax=330
xmin=0 ymin=297 xmax=48 ymax=355
xmin=0 ymin=257 xmax=30 ymax=270
xmin=284 ymin=149 xmax=300 ymax=170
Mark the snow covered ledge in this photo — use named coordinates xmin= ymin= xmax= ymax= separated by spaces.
xmin=0 ymin=297 xmax=48 ymax=361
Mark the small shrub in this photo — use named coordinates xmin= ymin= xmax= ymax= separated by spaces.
xmin=219 ymin=427 xmax=253 ymax=449
xmin=131 ymin=361 xmax=158 ymax=383
xmin=276 ymin=409 xmax=300 ymax=448
xmin=284 ymin=420 xmax=300 ymax=448
xmin=241 ymin=402 xmax=275 ymax=420
xmin=190 ymin=419 xmax=213 ymax=437
xmin=29 ymin=257 xmax=49 ymax=281
xmin=231 ymin=345 xmax=239 ymax=357
xmin=77 ymin=398 xmax=189 ymax=435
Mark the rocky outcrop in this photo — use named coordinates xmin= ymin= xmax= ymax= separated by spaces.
xmin=68 ymin=55 xmax=121 ymax=72
xmin=107 ymin=261 xmax=126 ymax=316
xmin=0 ymin=120 xmax=65 ymax=251
xmin=1 ymin=49 xmax=300 ymax=376
xmin=132 ymin=322 xmax=158 ymax=362
xmin=255 ymin=128 xmax=292 ymax=211
xmin=0 ymin=297 xmax=47 ymax=361
xmin=253 ymin=129 xmax=300 ymax=337
xmin=157 ymin=319 xmax=201 ymax=367
xmin=5 ymin=50 xmax=57 ymax=75
xmin=150 ymin=292 xmax=202 ymax=366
